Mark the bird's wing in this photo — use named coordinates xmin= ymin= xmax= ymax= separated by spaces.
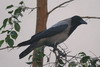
xmin=17 ymin=24 xmax=68 ymax=47
xmin=30 ymin=24 xmax=68 ymax=42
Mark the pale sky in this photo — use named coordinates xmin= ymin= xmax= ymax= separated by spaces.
xmin=0 ymin=0 xmax=100 ymax=67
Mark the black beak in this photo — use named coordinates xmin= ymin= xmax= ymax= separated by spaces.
xmin=80 ymin=19 xmax=87 ymax=24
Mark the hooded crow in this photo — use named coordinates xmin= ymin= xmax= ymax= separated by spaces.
xmin=17 ymin=15 xmax=87 ymax=59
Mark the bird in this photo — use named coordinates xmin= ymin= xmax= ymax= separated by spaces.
xmin=17 ymin=15 xmax=87 ymax=59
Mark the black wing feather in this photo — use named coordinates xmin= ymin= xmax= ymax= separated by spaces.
xmin=18 ymin=24 xmax=68 ymax=47
xmin=30 ymin=24 xmax=68 ymax=42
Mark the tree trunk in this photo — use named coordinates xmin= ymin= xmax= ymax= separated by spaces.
xmin=32 ymin=0 xmax=48 ymax=67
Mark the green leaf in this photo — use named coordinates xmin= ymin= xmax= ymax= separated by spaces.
xmin=26 ymin=61 xmax=33 ymax=65
xmin=14 ymin=7 xmax=22 ymax=16
xmin=14 ymin=23 xmax=20 ymax=32
xmin=80 ymin=56 xmax=90 ymax=63
xmin=8 ymin=10 xmax=13 ymax=14
xmin=0 ymin=26 xmax=3 ymax=30
xmin=3 ymin=18 xmax=8 ymax=28
xmin=58 ymin=59 xmax=64 ymax=64
xmin=14 ymin=7 xmax=23 ymax=17
xmin=68 ymin=61 xmax=77 ymax=67
xmin=0 ymin=40 xmax=4 ymax=47
xmin=19 ymin=1 xmax=24 ymax=5
xmin=11 ymin=31 xmax=18 ymax=39
xmin=79 ymin=52 xmax=86 ymax=57
xmin=5 ymin=35 xmax=10 ymax=43
xmin=7 ymin=39 xmax=14 ymax=47
xmin=6 ymin=5 xmax=13 ymax=9
xmin=5 ymin=35 xmax=14 ymax=47
xmin=8 ymin=17 xmax=12 ymax=24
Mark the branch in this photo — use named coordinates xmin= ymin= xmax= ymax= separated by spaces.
xmin=0 ymin=46 xmax=18 ymax=50
xmin=48 ymin=0 xmax=74 ymax=15
xmin=82 ymin=16 xmax=100 ymax=19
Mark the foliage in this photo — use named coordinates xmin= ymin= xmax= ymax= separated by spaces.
xmin=0 ymin=1 xmax=31 ymax=47
xmin=67 ymin=52 xmax=100 ymax=67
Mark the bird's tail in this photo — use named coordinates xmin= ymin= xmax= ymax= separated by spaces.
xmin=17 ymin=40 xmax=31 ymax=47
xmin=19 ymin=42 xmax=39 ymax=59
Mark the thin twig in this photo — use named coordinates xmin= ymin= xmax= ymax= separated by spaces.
xmin=82 ymin=16 xmax=100 ymax=19
xmin=48 ymin=0 xmax=74 ymax=15
xmin=0 ymin=46 xmax=18 ymax=50
xmin=28 ymin=7 xmax=37 ymax=14
xmin=89 ymin=50 xmax=97 ymax=57
xmin=68 ymin=54 xmax=77 ymax=62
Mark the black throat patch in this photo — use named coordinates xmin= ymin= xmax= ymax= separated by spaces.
xmin=68 ymin=20 xmax=81 ymax=36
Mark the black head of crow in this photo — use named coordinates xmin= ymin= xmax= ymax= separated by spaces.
xmin=17 ymin=15 xmax=87 ymax=59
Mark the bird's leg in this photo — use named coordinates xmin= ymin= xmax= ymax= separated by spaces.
xmin=52 ymin=42 xmax=58 ymax=52
xmin=52 ymin=42 xmax=63 ymax=55
xmin=53 ymin=44 xmax=66 ymax=57
xmin=49 ymin=42 xmax=66 ymax=57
